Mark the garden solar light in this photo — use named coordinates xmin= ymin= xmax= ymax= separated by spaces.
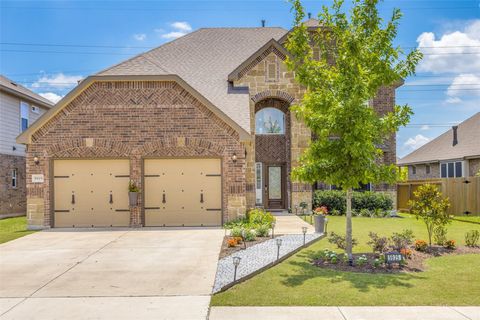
xmin=276 ymin=238 xmax=282 ymax=260
xmin=232 ymin=256 xmax=241 ymax=281
xmin=271 ymin=222 xmax=276 ymax=239
xmin=241 ymin=229 xmax=247 ymax=249
xmin=302 ymin=226 xmax=308 ymax=245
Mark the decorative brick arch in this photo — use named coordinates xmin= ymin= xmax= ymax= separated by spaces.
xmin=251 ymin=90 xmax=295 ymax=104
xmin=140 ymin=137 xmax=225 ymax=157
xmin=47 ymin=138 xmax=133 ymax=158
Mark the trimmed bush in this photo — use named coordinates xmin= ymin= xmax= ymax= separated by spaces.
xmin=255 ymin=224 xmax=270 ymax=237
xmin=247 ymin=208 xmax=275 ymax=227
xmin=465 ymin=230 xmax=480 ymax=247
xmin=313 ymin=190 xmax=393 ymax=215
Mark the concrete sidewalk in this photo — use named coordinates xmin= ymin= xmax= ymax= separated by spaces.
xmin=209 ymin=306 xmax=480 ymax=320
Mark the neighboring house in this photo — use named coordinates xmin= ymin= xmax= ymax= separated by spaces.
xmin=0 ymin=75 xmax=53 ymax=215
xmin=17 ymin=20 xmax=399 ymax=229
xmin=398 ymin=112 xmax=480 ymax=180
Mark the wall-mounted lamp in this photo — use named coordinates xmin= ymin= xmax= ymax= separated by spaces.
xmin=33 ymin=156 xmax=40 ymax=165
xmin=12 ymin=146 xmax=16 ymax=151
xmin=232 ymin=153 xmax=237 ymax=163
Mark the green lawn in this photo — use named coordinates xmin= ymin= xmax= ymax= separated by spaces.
xmin=0 ymin=216 xmax=36 ymax=244
xmin=211 ymin=214 xmax=480 ymax=306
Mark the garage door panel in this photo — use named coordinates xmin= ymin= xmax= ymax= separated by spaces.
xmin=144 ymin=159 xmax=222 ymax=227
xmin=53 ymin=160 xmax=130 ymax=228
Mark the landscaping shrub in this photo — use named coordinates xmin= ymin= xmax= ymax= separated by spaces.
xmin=356 ymin=254 xmax=368 ymax=266
xmin=400 ymin=248 xmax=412 ymax=258
xmin=465 ymin=230 xmax=480 ymax=247
xmin=234 ymin=236 xmax=243 ymax=244
xmin=230 ymin=227 xmax=243 ymax=238
xmin=255 ymin=224 xmax=270 ymax=237
xmin=415 ymin=239 xmax=428 ymax=252
xmin=444 ymin=239 xmax=456 ymax=249
xmin=242 ymin=229 xmax=256 ymax=241
xmin=224 ymin=217 xmax=249 ymax=229
xmin=433 ymin=226 xmax=447 ymax=245
xmin=367 ymin=232 xmax=389 ymax=253
xmin=391 ymin=229 xmax=415 ymax=251
xmin=313 ymin=190 xmax=393 ymax=215
xmin=328 ymin=232 xmax=358 ymax=250
xmin=248 ymin=209 xmax=275 ymax=227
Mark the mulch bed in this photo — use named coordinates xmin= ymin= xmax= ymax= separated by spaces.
xmin=218 ymin=235 xmax=274 ymax=259
xmin=312 ymin=246 xmax=480 ymax=274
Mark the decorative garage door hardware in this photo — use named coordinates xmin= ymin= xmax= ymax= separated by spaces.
xmin=144 ymin=174 xmax=160 ymax=177
xmin=144 ymin=158 xmax=222 ymax=227
xmin=54 ymin=175 xmax=69 ymax=178
xmin=53 ymin=159 xmax=130 ymax=227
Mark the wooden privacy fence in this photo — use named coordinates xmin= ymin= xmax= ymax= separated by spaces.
xmin=397 ymin=177 xmax=480 ymax=216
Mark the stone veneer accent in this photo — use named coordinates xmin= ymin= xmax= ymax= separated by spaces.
xmin=0 ymin=154 xmax=26 ymax=214
xmin=25 ymin=81 xmax=246 ymax=228
xmin=469 ymin=158 xmax=480 ymax=177
xmin=234 ymin=49 xmax=312 ymax=211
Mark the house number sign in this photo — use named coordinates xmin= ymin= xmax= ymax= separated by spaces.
xmin=32 ymin=174 xmax=44 ymax=183
xmin=384 ymin=252 xmax=403 ymax=264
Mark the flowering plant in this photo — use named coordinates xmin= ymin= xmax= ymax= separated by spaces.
xmin=400 ymin=248 xmax=412 ymax=258
xmin=314 ymin=206 xmax=328 ymax=215
xmin=444 ymin=239 xmax=456 ymax=249
xmin=227 ymin=238 xmax=238 ymax=247
xmin=414 ymin=239 xmax=428 ymax=252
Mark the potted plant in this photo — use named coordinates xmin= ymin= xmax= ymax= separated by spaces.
xmin=128 ymin=180 xmax=140 ymax=207
xmin=313 ymin=206 xmax=328 ymax=233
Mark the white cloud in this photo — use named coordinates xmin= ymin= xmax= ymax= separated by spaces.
xmin=161 ymin=31 xmax=188 ymax=39
xmin=39 ymin=92 xmax=63 ymax=103
xmin=158 ymin=21 xmax=192 ymax=40
xmin=447 ymin=73 xmax=480 ymax=97
xmin=171 ymin=22 xmax=192 ymax=32
xmin=32 ymin=73 xmax=82 ymax=89
xmin=420 ymin=125 xmax=430 ymax=131
xmin=133 ymin=33 xmax=146 ymax=41
xmin=446 ymin=97 xmax=462 ymax=104
xmin=404 ymin=134 xmax=430 ymax=151
xmin=416 ymin=20 xmax=480 ymax=74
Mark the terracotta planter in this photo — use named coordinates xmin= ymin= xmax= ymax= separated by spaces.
xmin=129 ymin=192 xmax=138 ymax=207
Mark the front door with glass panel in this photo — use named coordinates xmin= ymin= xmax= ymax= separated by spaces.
xmin=265 ymin=165 xmax=284 ymax=209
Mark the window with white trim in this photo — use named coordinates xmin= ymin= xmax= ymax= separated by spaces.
xmin=255 ymin=108 xmax=285 ymax=134
xmin=20 ymin=101 xmax=29 ymax=132
xmin=12 ymin=169 xmax=17 ymax=188
xmin=440 ymin=161 xmax=463 ymax=178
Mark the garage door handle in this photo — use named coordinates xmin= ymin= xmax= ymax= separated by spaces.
xmin=162 ymin=193 xmax=166 ymax=204
xmin=71 ymin=194 xmax=75 ymax=205
xmin=109 ymin=194 xmax=113 ymax=204
xmin=200 ymin=193 xmax=204 ymax=203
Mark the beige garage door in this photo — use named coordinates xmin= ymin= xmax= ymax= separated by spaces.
xmin=144 ymin=159 xmax=222 ymax=226
xmin=53 ymin=160 xmax=130 ymax=227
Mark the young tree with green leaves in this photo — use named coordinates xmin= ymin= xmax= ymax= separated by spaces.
xmin=285 ymin=0 xmax=422 ymax=262
xmin=409 ymin=184 xmax=451 ymax=246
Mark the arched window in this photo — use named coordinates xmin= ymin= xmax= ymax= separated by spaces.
xmin=255 ymin=107 xmax=285 ymax=134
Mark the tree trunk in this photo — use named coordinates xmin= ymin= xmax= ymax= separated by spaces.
xmin=346 ymin=188 xmax=353 ymax=263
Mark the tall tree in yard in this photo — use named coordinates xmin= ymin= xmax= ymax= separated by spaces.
xmin=285 ymin=0 xmax=422 ymax=262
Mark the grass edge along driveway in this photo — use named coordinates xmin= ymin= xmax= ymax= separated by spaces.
xmin=0 ymin=216 xmax=36 ymax=244
xmin=211 ymin=214 xmax=480 ymax=306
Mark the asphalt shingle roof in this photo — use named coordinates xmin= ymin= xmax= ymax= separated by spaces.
xmin=398 ymin=112 xmax=480 ymax=165
xmin=98 ymin=27 xmax=288 ymax=132
xmin=0 ymin=75 xmax=53 ymax=107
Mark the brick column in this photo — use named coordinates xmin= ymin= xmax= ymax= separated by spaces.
xmin=130 ymin=155 xmax=142 ymax=227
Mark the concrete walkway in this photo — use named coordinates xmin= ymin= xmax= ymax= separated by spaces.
xmin=209 ymin=306 xmax=480 ymax=320
xmin=0 ymin=228 xmax=224 ymax=320
xmin=273 ymin=214 xmax=315 ymax=235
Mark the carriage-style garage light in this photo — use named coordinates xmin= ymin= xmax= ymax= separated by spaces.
xmin=33 ymin=156 xmax=40 ymax=165
xmin=232 ymin=153 xmax=237 ymax=163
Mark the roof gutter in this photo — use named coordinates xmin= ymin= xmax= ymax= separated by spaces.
xmin=16 ymin=74 xmax=251 ymax=144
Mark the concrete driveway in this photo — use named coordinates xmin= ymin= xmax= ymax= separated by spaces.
xmin=0 ymin=228 xmax=224 ymax=319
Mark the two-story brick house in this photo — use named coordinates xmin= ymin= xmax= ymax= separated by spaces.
xmin=1 ymin=75 xmax=52 ymax=215
xmin=17 ymin=20 xmax=399 ymax=229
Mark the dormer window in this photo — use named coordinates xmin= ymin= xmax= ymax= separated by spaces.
xmin=255 ymin=108 xmax=285 ymax=134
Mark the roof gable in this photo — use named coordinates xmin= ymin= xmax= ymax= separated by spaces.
xmin=0 ymin=75 xmax=53 ymax=108
xmin=398 ymin=112 xmax=480 ymax=165
xmin=227 ymin=39 xmax=290 ymax=82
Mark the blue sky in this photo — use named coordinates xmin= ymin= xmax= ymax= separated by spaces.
xmin=1 ymin=0 xmax=479 ymax=158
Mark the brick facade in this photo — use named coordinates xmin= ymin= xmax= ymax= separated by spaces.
xmin=25 ymin=81 xmax=246 ymax=228
xmin=0 ymin=154 xmax=26 ymax=214
xmin=469 ymin=159 xmax=480 ymax=177
xmin=407 ymin=159 xmax=479 ymax=180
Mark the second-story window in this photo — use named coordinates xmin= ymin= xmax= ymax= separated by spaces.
xmin=255 ymin=108 xmax=285 ymax=134
xmin=20 ymin=101 xmax=29 ymax=132
xmin=12 ymin=169 xmax=17 ymax=188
